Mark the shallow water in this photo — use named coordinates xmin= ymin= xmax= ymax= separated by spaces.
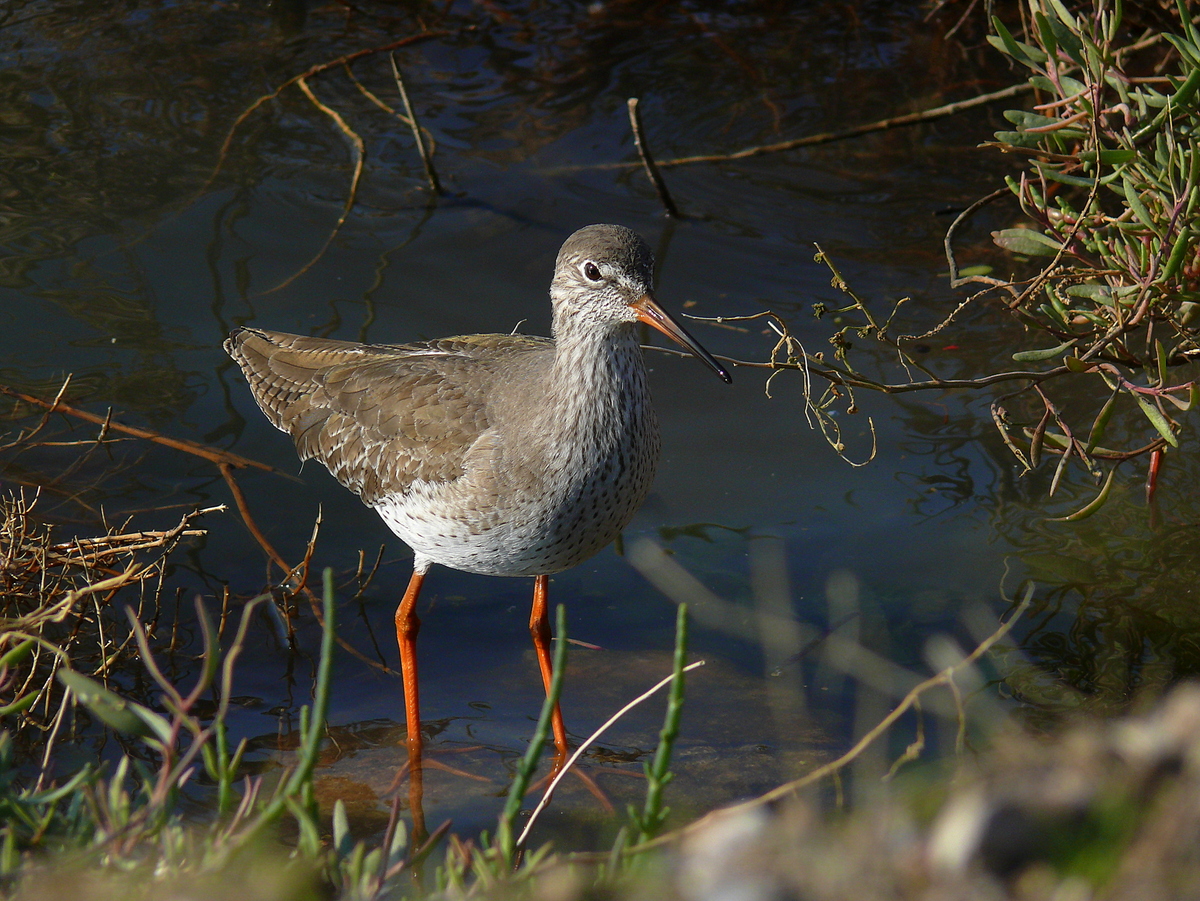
xmin=4 ymin=0 xmax=1197 ymax=848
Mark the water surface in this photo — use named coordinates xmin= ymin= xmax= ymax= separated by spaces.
xmin=4 ymin=0 xmax=1194 ymax=847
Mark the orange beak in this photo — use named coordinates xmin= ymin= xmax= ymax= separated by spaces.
xmin=632 ymin=294 xmax=732 ymax=383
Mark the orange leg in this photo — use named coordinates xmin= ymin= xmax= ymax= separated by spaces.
xmin=395 ymin=569 xmax=425 ymax=756
xmin=529 ymin=574 xmax=569 ymax=758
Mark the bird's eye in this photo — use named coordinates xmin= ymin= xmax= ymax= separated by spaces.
xmin=583 ymin=262 xmax=602 ymax=281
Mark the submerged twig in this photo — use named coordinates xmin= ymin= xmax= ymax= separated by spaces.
xmin=391 ymin=54 xmax=442 ymax=195
xmin=661 ymin=82 xmax=1034 ymax=167
xmin=554 ymin=83 xmax=1036 ymax=175
xmin=0 ymin=376 xmax=73 ymax=452
xmin=0 ymin=384 xmax=283 ymax=474
xmin=204 ymin=31 xmax=450 ymax=197
xmin=263 ymin=76 xmax=366 ymax=295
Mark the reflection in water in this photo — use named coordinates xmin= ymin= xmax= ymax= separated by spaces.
xmin=993 ymin=477 xmax=1200 ymax=719
xmin=944 ymin=391 xmax=1200 ymax=719
xmin=406 ymin=741 xmax=426 ymax=845
xmin=883 ymin=385 xmax=1200 ymax=722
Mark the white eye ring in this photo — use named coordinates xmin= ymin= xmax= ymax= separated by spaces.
xmin=582 ymin=261 xmax=602 ymax=282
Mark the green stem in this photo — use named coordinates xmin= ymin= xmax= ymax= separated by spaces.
xmin=636 ymin=603 xmax=689 ymax=844
xmin=496 ymin=604 xmax=568 ymax=866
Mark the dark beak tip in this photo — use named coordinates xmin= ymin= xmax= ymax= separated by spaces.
xmin=634 ymin=297 xmax=732 ymax=385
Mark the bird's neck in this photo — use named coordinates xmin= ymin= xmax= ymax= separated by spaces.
xmin=542 ymin=314 xmax=652 ymax=443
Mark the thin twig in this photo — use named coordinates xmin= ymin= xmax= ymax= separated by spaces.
xmin=627 ymin=98 xmax=681 ymax=218
xmin=220 ymin=464 xmax=292 ymax=575
xmin=0 ymin=376 xmax=73 ymax=451
xmin=221 ymin=463 xmax=391 ymax=673
xmin=945 ymin=187 xmax=1011 ymax=289
xmin=516 ymin=659 xmax=706 ymax=851
xmin=645 ymin=344 xmax=1069 ymax=394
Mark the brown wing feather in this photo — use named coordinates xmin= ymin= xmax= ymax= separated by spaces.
xmin=225 ymin=327 xmax=548 ymax=505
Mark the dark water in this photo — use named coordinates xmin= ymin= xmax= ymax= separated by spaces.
xmin=4 ymin=0 xmax=1197 ymax=847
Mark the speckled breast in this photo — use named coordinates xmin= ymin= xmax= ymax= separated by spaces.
xmin=375 ymin=389 xmax=661 ymax=578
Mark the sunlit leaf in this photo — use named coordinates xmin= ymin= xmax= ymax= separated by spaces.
xmin=1077 ymin=148 xmax=1137 ymax=165
xmin=1162 ymin=391 xmax=1195 ymax=410
xmin=1162 ymin=33 xmax=1200 ymax=71
xmin=1036 ymin=166 xmax=1097 ymax=187
xmin=1123 ymin=180 xmax=1159 ymax=234
xmin=1161 ymin=225 xmax=1195 ymax=281
xmin=989 ymin=17 xmax=1048 ymax=68
xmin=994 ymin=130 xmax=1049 ymax=149
xmin=1038 ymin=301 xmax=1069 ymax=329
xmin=1012 ymin=339 xmax=1077 ymax=362
xmin=57 ymin=669 xmax=173 ymax=744
xmin=0 ymin=693 xmax=39 ymax=718
xmin=332 ymin=799 xmax=352 ymax=857
xmin=1133 ymin=393 xmax=1179 ymax=446
xmin=1044 ymin=7 xmax=1085 ymax=65
xmin=993 ymin=228 xmax=1063 ymax=257
xmin=388 ymin=817 xmax=409 ymax=861
xmin=1044 ymin=0 xmax=1078 ymax=32
xmin=57 ymin=669 xmax=154 ymax=738
xmin=0 ymin=639 xmax=35 ymax=670
xmin=1065 ymin=284 xmax=1113 ymax=304
xmin=1029 ymin=74 xmax=1087 ymax=97
xmin=1004 ymin=110 xmax=1062 ymax=129
xmin=1037 ymin=430 xmax=1070 ymax=449
xmin=1177 ymin=0 xmax=1200 ymax=47
xmin=1035 ymin=11 xmax=1058 ymax=60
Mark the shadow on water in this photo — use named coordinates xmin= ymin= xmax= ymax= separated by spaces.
xmin=3 ymin=0 xmax=1198 ymax=851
